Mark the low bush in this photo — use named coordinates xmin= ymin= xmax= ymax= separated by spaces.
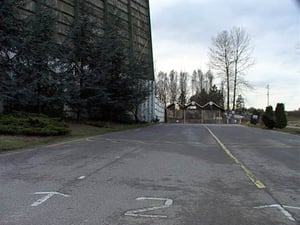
xmin=0 ymin=112 xmax=70 ymax=136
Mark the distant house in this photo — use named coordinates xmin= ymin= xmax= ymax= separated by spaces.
xmin=166 ymin=101 xmax=224 ymax=124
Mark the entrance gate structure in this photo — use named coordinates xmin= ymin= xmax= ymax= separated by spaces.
xmin=166 ymin=103 xmax=184 ymax=123
xmin=184 ymin=102 xmax=202 ymax=123
xmin=202 ymin=101 xmax=224 ymax=124
xmin=166 ymin=101 xmax=224 ymax=124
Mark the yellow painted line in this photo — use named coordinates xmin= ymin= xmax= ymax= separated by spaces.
xmin=205 ymin=126 xmax=266 ymax=189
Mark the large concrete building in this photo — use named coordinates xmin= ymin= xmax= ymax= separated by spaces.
xmin=15 ymin=0 xmax=157 ymax=121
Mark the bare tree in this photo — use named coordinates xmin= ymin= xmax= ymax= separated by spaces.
xmin=206 ymin=70 xmax=214 ymax=92
xmin=209 ymin=30 xmax=233 ymax=112
xmin=169 ymin=70 xmax=178 ymax=103
xmin=209 ymin=27 xmax=253 ymax=112
xmin=178 ymin=71 xmax=188 ymax=105
xmin=155 ymin=71 xmax=169 ymax=104
xmin=231 ymin=27 xmax=254 ymax=110
xmin=191 ymin=70 xmax=198 ymax=96
xmin=197 ymin=69 xmax=204 ymax=93
xmin=191 ymin=69 xmax=206 ymax=96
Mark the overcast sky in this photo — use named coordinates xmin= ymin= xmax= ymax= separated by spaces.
xmin=149 ymin=0 xmax=300 ymax=111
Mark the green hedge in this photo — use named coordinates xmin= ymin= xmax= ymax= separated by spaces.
xmin=262 ymin=106 xmax=275 ymax=129
xmin=275 ymin=103 xmax=287 ymax=129
xmin=0 ymin=112 xmax=70 ymax=136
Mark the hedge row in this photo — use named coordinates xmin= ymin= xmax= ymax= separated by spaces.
xmin=0 ymin=112 xmax=70 ymax=136
xmin=262 ymin=103 xmax=287 ymax=129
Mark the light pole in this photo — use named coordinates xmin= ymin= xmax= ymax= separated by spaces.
xmin=267 ymin=84 xmax=270 ymax=106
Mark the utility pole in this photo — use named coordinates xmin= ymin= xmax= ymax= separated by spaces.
xmin=267 ymin=84 xmax=270 ymax=106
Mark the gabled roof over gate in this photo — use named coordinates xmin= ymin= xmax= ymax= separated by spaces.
xmin=167 ymin=102 xmax=185 ymax=110
xmin=202 ymin=101 xmax=225 ymax=112
xmin=184 ymin=101 xmax=203 ymax=110
xmin=167 ymin=101 xmax=224 ymax=112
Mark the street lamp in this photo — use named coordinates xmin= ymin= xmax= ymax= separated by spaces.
xmin=267 ymin=84 xmax=270 ymax=106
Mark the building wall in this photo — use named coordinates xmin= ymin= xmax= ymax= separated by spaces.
xmin=138 ymin=81 xmax=155 ymax=122
xmin=19 ymin=0 xmax=154 ymax=80
xmin=155 ymin=97 xmax=165 ymax=123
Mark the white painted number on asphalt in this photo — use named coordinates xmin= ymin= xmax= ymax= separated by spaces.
xmin=31 ymin=192 xmax=70 ymax=207
xmin=125 ymin=197 xmax=173 ymax=218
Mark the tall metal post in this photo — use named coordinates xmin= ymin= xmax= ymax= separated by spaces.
xmin=267 ymin=84 xmax=270 ymax=106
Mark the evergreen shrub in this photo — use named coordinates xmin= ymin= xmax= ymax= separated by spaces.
xmin=0 ymin=112 xmax=70 ymax=136
xmin=275 ymin=103 xmax=287 ymax=129
xmin=262 ymin=106 xmax=275 ymax=129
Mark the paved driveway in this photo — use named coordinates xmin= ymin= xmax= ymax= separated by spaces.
xmin=0 ymin=124 xmax=299 ymax=225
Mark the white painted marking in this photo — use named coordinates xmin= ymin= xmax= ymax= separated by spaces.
xmin=78 ymin=176 xmax=86 ymax=180
xmin=125 ymin=197 xmax=173 ymax=218
xmin=284 ymin=205 xmax=300 ymax=210
xmin=254 ymin=204 xmax=296 ymax=222
xmin=86 ymin=137 xmax=96 ymax=141
xmin=31 ymin=192 xmax=70 ymax=207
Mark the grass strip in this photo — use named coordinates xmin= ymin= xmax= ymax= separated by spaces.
xmin=0 ymin=122 xmax=151 ymax=151
xmin=246 ymin=123 xmax=300 ymax=135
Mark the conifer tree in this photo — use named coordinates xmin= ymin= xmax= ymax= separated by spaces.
xmin=62 ymin=0 xmax=100 ymax=118
xmin=262 ymin=106 xmax=275 ymax=129
xmin=190 ymin=85 xmax=224 ymax=107
xmin=61 ymin=2 xmax=151 ymax=121
xmin=13 ymin=0 xmax=63 ymax=115
xmin=275 ymin=103 xmax=287 ymax=129
xmin=0 ymin=0 xmax=24 ymax=111
xmin=99 ymin=13 xmax=151 ymax=121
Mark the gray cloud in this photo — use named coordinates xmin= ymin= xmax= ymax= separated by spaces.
xmin=150 ymin=0 xmax=299 ymax=110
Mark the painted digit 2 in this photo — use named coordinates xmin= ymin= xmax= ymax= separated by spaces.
xmin=124 ymin=197 xmax=173 ymax=218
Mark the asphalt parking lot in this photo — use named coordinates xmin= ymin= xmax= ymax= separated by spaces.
xmin=0 ymin=124 xmax=299 ymax=225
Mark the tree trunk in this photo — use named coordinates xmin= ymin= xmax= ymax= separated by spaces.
xmin=226 ymin=66 xmax=230 ymax=114
xmin=232 ymin=59 xmax=238 ymax=111
xmin=134 ymin=106 xmax=139 ymax=123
